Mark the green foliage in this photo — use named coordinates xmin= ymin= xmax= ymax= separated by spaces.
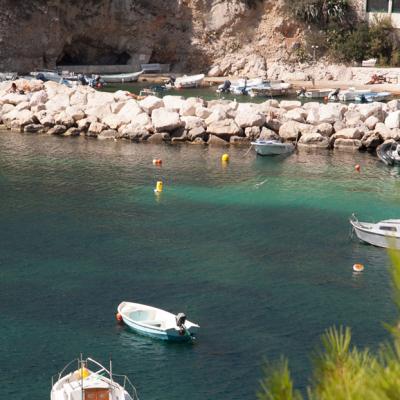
xmin=257 ymin=250 xmax=400 ymax=399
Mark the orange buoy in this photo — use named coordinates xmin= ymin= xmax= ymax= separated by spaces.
xmin=116 ymin=312 xmax=123 ymax=322
xmin=355 ymin=164 xmax=361 ymax=172
xmin=353 ymin=263 xmax=365 ymax=272
xmin=152 ymin=159 xmax=162 ymax=166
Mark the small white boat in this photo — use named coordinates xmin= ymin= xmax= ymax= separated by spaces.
xmin=117 ymin=301 xmax=199 ymax=342
xmin=338 ymin=88 xmax=372 ymax=102
xmin=174 ymin=74 xmax=205 ymax=88
xmin=297 ymin=89 xmax=332 ymax=99
xmin=51 ymin=356 xmax=139 ymax=400
xmin=251 ymin=139 xmax=295 ymax=156
xmin=248 ymin=82 xmax=291 ymax=98
xmin=350 ymin=214 xmax=400 ymax=249
xmin=355 ymin=91 xmax=391 ymax=103
xmin=229 ymin=78 xmax=265 ymax=95
xmin=101 ymin=70 xmax=144 ymax=83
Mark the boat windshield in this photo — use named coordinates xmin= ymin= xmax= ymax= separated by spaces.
xmin=379 ymin=226 xmax=397 ymax=232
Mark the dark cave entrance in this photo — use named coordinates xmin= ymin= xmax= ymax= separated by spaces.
xmin=56 ymin=38 xmax=131 ymax=65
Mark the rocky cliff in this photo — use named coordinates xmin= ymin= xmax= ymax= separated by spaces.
xmin=0 ymin=0 xmax=302 ymax=76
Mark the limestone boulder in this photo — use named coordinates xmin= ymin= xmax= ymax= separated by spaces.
xmin=85 ymin=104 xmax=111 ymax=121
xmin=147 ymin=132 xmax=169 ymax=143
xmin=181 ymin=116 xmax=205 ymax=130
xmin=113 ymin=90 xmax=132 ymax=102
xmin=265 ymin=118 xmax=282 ymax=133
xmin=117 ymin=100 xmax=143 ymax=122
xmin=334 ymin=138 xmax=362 ymax=151
xmin=319 ymin=103 xmax=347 ymax=124
xmin=235 ymin=110 xmax=265 ymax=128
xmin=29 ymin=90 xmax=48 ymax=107
xmin=88 ymin=122 xmax=106 ymax=137
xmin=361 ymin=132 xmax=382 ymax=150
xmin=87 ymin=91 xmax=115 ymax=107
xmin=24 ymin=124 xmax=45 ymax=134
xmin=306 ymin=107 xmax=320 ymax=125
xmin=139 ymin=96 xmax=164 ymax=115
xmin=15 ymin=101 xmax=31 ymax=112
xmin=102 ymin=114 xmax=125 ymax=130
xmin=132 ymin=112 xmax=152 ymax=129
xmin=207 ymin=119 xmax=242 ymax=137
xmin=98 ymin=129 xmax=118 ymax=140
xmin=65 ymin=106 xmax=85 ymax=122
xmin=188 ymin=126 xmax=206 ymax=141
xmin=358 ymin=103 xmax=384 ymax=120
xmin=385 ymin=111 xmax=400 ymax=129
xmin=316 ymin=123 xmax=334 ymax=137
xmin=163 ymin=95 xmax=186 ymax=112
xmin=230 ymin=136 xmax=250 ymax=145
xmin=365 ymin=116 xmax=379 ymax=130
xmin=207 ymin=134 xmax=229 ymax=146
xmin=55 ymin=112 xmax=75 ymax=128
xmin=279 ymin=100 xmax=302 ymax=110
xmin=279 ymin=121 xmax=315 ymax=140
xmin=48 ymin=125 xmax=67 ymax=135
xmin=151 ymin=108 xmax=183 ymax=132
xmin=45 ymin=93 xmax=70 ymax=111
xmin=298 ymin=133 xmax=329 ymax=148
xmin=70 ymin=90 xmax=88 ymax=107
xmin=1 ymin=93 xmax=29 ymax=106
xmin=387 ymin=99 xmax=400 ymax=112
xmin=259 ymin=127 xmax=279 ymax=140
xmin=345 ymin=110 xmax=364 ymax=127
xmin=63 ymin=127 xmax=81 ymax=137
xmin=285 ymin=108 xmax=307 ymax=123
xmin=245 ymin=126 xmax=261 ymax=140
xmin=195 ymin=106 xmax=212 ymax=119
xmin=332 ymin=127 xmax=363 ymax=140
xmin=117 ymin=123 xmax=150 ymax=141
xmin=77 ymin=116 xmax=97 ymax=131
xmin=205 ymin=108 xmax=227 ymax=125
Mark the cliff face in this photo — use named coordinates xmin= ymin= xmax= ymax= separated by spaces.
xmin=0 ymin=0 xmax=302 ymax=76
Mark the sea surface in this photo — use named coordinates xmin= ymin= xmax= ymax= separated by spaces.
xmin=0 ymin=131 xmax=399 ymax=399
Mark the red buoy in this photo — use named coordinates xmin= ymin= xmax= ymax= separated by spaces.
xmin=355 ymin=164 xmax=361 ymax=172
xmin=116 ymin=312 xmax=123 ymax=323
xmin=152 ymin=159 xmax=162 ymax=166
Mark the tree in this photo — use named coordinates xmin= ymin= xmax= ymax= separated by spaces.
xmin=258 ymin=249 xmax=400 ymax=399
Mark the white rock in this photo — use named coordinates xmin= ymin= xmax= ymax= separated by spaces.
xmin=316 ymin=123 xmax=334 ymax=137
xmin=365 ymin=116 xmax=379 ymax=130
xmin=163 ymin=95 xmax=186 ymax=112
xmin=139 ymin=96 xmax=164 ymax=114
xmin=131 ymin=112 xmax=152 ymax=129
xmin=205 ymin=108 xmax=227 ymax=125
xmin=385 ymin=111 xmax=400 ymax=129
xmin=15 ymin=101 xmax=31 ymax=111
xmin=118 ymin=100 xmax=143 ymax=122
xmin=65 ymin=106 xmax=85 ymax=121
xmin=45 ymin=93 xmax=70 ymax=111
xmin=1 ymin=93 xmax=29 ymax=106
xmin=387 ymin=99 xmax=400 ymax=112
xmin=279 ymin=121 xmax=315 ymax=140
xmin=207 ymin=119 xmax=242 ymax=137
xmin=85 ymin=104 xmax=111 ymax=121
xmin=113 ymin=90 xmax=133 ymax=102
xmin=306 ymin=107 xmax=320 ymax=125
xmin=298 ymin=132 xmax=329 ymax=148
xmin=151 ymin=108 xmax=183 ymax=132
xmin=279 ymin=100 xmax=302 ymax=110
xmin=332 ymin=127 xmax=363 ymax=140
xmin=319 ymin=103 xmax=347 ymax=124
xmin=358 ymin=102 xmax=384 ymax=120
xmin=70 ymin=90 xmax=88 ymax=106
xmin=102 ymin=114 xmax=125 ymax=130
xmin=285 ymin=108 xmax=307 ymax=123
xmin=87 ymin=91 xmax=115 ymax=107
xmin=181 ymin=116 xmax=205 ymax=130
xmin=235 ymin=110 xmax=265 ymax=128
xmin=195 ymin=106 xmax=212 ymax=119
xmin=29 ymin=90 xmax=48 ymax=107
xmin=88 ymin=122 xmax=106 ymax=135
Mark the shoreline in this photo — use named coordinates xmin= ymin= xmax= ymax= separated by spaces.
xmin=0 ymin=78 xmax=399 ymax=158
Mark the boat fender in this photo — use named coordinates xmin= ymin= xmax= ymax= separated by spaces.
xmin=353 ymin=263 xmax=364 ymax=272
xmin=116 ymin=312 xmax=123 ymax=323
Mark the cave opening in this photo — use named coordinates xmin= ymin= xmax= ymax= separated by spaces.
xmin=56 ymin=38 xmax=131 ymax=66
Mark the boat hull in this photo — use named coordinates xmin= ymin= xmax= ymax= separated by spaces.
xmin=351 ymin=220 xmax=400 ymax=249
xmin=252 ymin=142 xmax=295 ymax=156
xmin=101 ymin=71 xmax=143 ymax=83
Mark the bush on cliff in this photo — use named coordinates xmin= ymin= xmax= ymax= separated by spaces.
xmin=257 ymin=249 xmax=400 ymax=400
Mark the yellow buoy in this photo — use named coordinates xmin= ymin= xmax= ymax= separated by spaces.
xmin=154 ymin=181 xmax=163 ymax=193
xmin=78 ymin=367 xmax=90 ymax=379
xmin=353 ymin=263 xmax=365 ymax=272
xmin=221 ymin=154 xmax=229 ymax=162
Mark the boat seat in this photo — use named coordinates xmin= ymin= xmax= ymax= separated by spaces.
xmin=139 ymin=320 xmax=163 ymax=327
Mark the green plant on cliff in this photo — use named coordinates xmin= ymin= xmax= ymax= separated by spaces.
xmin=257 ymin=249 xmax=400 ymax=399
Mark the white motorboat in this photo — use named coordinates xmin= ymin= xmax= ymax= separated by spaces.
xmin=248 ymin=82 xmax=291 ymax=98
xmin=350 ymin=214 xmax=400 ymax=249
xmin=229 ymin=78 xmax=265 ymax=95
xmin=174 ymin=74 xmax=205 ymax=88
xmin=101 ymin=70 xmax=144 ymax=83
xmin=51 ymin=356 xmax=139 ymax=400
xmin=377 ymin=141 xmax=400 ymax=166
xmin=251 ymin=139 xmax=295 ymax=156
xmin=338 ymin=88 xmax=372 ymax=102
xmin=297 ymin=89 xmax=332 ymax=99
xmin=355 ymin=91 xmax=391 ymax=103
xmin=117 ymin=301 xmax=199 ymax=342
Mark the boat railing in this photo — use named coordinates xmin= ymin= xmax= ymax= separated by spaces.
xmin=112 ymin=373 xmax=140 ymax=400
xmin=51 ymin=357 xmax=80 ymax=387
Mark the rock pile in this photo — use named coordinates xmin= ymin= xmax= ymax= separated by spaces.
xmin=0 ymin=79 xmax=399 ymax=153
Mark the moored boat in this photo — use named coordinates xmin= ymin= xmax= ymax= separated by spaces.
xmin=174 ymin=73 xmax=205 ymax=88
xmin=251 ymin=139 xmax=295 ymax=156
xmin=297 ymin=88 xmax=332 ymax=99
xmin=377 ymin=141 xmax=400 ymax=166
xmin=101 ymin=70 xmax=144 ymax=83
xmin=355 ymin=91 xmax=391 ymax=103
xmin=350 ymin=214 xmax=400 ymax=249
xmin=117 ymin=301 xmax=199 ymax=342
xmin=248 ymin=82 xmax=291 ymax=98
xmin=51 ymin=356 xmax=139 ymax=400
xmin=338 ymin=88 xmax=372 ymax=102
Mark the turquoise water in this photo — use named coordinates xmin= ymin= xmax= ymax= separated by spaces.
xmin=0 ymin=131 xmax=399 ymax=399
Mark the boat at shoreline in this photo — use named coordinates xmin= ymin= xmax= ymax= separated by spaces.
xmin=174 ymin=73 xmax=205 ymax=88
xmin=251 ymin=139 xmax=295 ymax=156
xmin=350 ymin=214 xmax=400 ymax=249
xmin=355 ymin=91 xmax=391 ymax=103
xmin=101 ymin=70 xmax=144 ymax=83
xmin=338 ymin=88 xmax=372 ymax=102
xmin=117 ymin=301 xmax=199 ymax=342
xmin=51 ymin=356 xmax=139 ymax=400
xmin=297 ymin=88 xmax=332 ymax=99
xmin=377 ymin=141 xmax=400 ymax=165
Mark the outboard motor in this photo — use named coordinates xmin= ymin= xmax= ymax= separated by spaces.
xmin=36 ymin=73 xmax=47 ymax=82
xmin=176 ymin=313 xmax=187 ymax=336
xmin=220 ymin=80 xmax=231 ymax=93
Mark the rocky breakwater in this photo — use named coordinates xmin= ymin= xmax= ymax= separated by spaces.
xmin=1 ymin=80 xmax=400 ymax=155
